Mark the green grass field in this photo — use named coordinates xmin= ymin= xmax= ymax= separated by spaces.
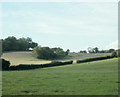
xmin=2 ymin=58 xmax=118 ymax=95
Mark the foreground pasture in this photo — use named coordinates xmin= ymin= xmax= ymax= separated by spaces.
xmin=2 ymin=58 xmax=118 ymax=95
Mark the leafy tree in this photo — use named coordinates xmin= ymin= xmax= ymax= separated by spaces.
xmin=26 ymin=37 xmax=38 ymax=49
xmin=51 ymin=47 xmax=58 ymax=52
xmin=26 ymin=37 xmax=32 ymax=43
xmin=18 ymin=38 xmax=29 ymax=51
xmin=33 ymin=46 xmax=56 ymax=59
xmin=29 ymin=42 xmax=38 ymax=49
xmin=65 ymin=49 xmax=70 ymax=55
xmin=2 ymin=36 xmax=38 ymax=51
xmin=87 ymin=47 xmax=99 ymax=53
xmin=0 ymin=39 xmax=2 ymax=56
xmin=2 ymin=36 xmax=18 ymax=51
xmin=111 ymin=49 xmax=120 ymax=57
xmin=79 ymin=50 xmax=87 ymax=53
xmin=33 ymin=46 xmax=40 ymax=58
xmin=94 ymin=47 xmax=99 ymax=53
xmin=108 ymin=49 xmax=115 ymax=53
xmin=33 ymin=46 xmax=67 ymax=59
xmin=51 ymin=47 xmax=67 ymax=58
xmin=55 ymin=48 xmax=66 ymax=58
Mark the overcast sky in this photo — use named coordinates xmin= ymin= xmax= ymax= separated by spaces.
xmin=1 ymin=2 xmax=118 ymax=52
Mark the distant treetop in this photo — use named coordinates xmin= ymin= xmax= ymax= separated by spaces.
xmin=2 ymin=36 xmax=38 ymax=52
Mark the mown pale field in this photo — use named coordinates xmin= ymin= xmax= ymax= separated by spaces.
xmin=2 ymin=51 xmax=112 ymax=66
xmin=2 ymin=58 xmax=118 ymax=95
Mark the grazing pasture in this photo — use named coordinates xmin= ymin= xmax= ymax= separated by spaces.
xmin=2 ymin=58 xmax=118 ymax=95
xmin=2 ymin=51 xmax=112 ymax=66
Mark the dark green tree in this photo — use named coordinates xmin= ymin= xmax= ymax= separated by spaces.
xmin=94 ymin=47 xmax=99 ymax=53
xmin=65 ymin=49 xmax=70 ymax=55
xmin=2 ymin=36 xmax=18 ymax=51
xmin=111 ymin=49 xmax=120 ymax=57
xmin=2 ymin=36 xmax=38 ymax=51
xmin=108 ymin=49 xmax=115 ymax=53
xmin=33 ymin=46 xmax=56 ymax=59
xmin=55 ymin=48 xmax=66 ymax=58
xmin=79 ymin=50 xmax=87 ymax=53
xmin=18 ymin=38 xmax=29 ymax=51
xmin=33 ymin=47 xmax=67 ymax=59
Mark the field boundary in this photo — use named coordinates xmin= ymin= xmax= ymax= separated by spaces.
xmin=2 ymin=55 xmax=116 ymax=71
xmin=7 ymin=60 xmax=73 ymax=71
xmin=76 ymin=56 xmax=114 ymax=63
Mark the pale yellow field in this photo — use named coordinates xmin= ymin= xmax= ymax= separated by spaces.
xmin=2 ymin=51 xmax=51 ymax=66
xmin=2 ymin=51 xmax=112 ymax=66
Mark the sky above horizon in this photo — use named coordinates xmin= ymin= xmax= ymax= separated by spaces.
xmin=1 ymin=2 xmax=118 ymax=52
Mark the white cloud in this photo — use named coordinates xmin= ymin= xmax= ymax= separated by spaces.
xmin=106 ymin=40 xmax=119 ymax=50
xmin=1 ymin=2 xmax=118 ymax=51
xmin=3 ymin=6 xmax=117 ymax=36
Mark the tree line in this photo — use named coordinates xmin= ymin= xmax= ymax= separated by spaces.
xmin=1 ymin=36 xmax=70 ymax=59
xmin=1 ymin=36 xmax=117 ymax=60
xmin=1 ymin=36 xmax=116 ymax=54
xmin=2 ymin=36 xmax=38 ymax=52
xmin=79 ymin=47 xmax=115 ymax=53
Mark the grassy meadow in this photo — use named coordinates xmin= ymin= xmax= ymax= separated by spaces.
xmin=2 ymin=58 xmax=118 ymax=95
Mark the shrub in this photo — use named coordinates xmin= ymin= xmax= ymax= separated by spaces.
xmin=111 ymin=51 xmax=117 ymax=57
xmin=111 ymin=49 xmax=120 ymax=57
xmin=2 ymin=58 xmax=10 ymax=70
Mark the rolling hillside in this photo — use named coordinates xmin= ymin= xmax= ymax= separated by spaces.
xmin=2 ymin=51 xmax=112 ymax=66
xmin=2 ymin=51 xmax=51 ymax=66
xmin=2 ymin=58 xmax=118 ymax=95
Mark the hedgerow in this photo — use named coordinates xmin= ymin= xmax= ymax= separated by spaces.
xmin=76 ymin=56 xmax=114 ymax=63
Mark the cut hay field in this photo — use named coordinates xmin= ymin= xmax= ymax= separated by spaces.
xmin=2 ymin=58 xmax=118 ymax=95
xmin=2 ymin=51 xmax=112 ymax=66
xmin=2 ymin=51 xmax=51 ymax=66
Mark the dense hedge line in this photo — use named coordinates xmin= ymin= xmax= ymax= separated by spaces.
xmin=76 ymin=56 xmax=114 ymax=63
xmin=43 ymin=60 xmax=73 ymax=67
xmin=1 ymin=58 xmax=10 ymax=70
xmin=9 ymin=60 xmax=73 ymax=70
